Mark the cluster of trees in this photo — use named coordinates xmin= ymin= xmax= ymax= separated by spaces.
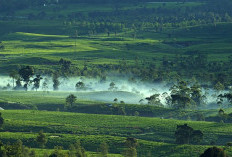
xmin=7 ymin=65 xmax=61 ymax=91
xmin=46 ymin=53 xmax=232 ymax=95
xmin=0 ymin=140 xmax=36 ymax=157
xmin=144 ymin=81 xmax=207 ymax=109
xmin=175 ymin=124 xmax=203 ymax=144
xmin=2 ymin=0 xmax=232 ymax=39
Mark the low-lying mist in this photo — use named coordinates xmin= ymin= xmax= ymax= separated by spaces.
xmin=0 ymin=75 xmax=229 ymax=108
xmin=0 ymin=75 xmax=168 ymax=104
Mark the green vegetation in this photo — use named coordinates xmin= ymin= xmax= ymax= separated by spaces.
xmin=1 ymin=0 xmax=232 ymax=156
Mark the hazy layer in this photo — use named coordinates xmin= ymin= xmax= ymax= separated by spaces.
xmin=0 ymin=75 xmax=227 ymax=106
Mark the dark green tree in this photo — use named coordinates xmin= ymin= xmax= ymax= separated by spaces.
xmin=124 ymin=137 xmax=138 ymax=157
xmin=33 ymin=75 xmax=43 ymax=91
xmin=9 ymin=70 xmax=18 ymax=88
xmin=52 ymin=72 xmax=60 ymax=91
xmin=66 ymin=94 xmax=77 ymax=107
xmin=15 ymin=78 xmax=22 ymax=90
xmin=49 ymin=146 xmax=66 ymax=157
xmin=99 ymin=142 xmax=108 ymax=157
xmin=75 ymin=81 xmax=85 ymax=90
xmin=200 ymin=147 xmax=227 ymax=157
xmin=68 ymin=141 xmax=86 ymax=157
xmin=18 ymin=66 xmax=34 ymax=91
xmin=146 ymin=94 xmax=163 ymax=107
xmin=170 ymin=81 xmax=192 ymax=109
xmin=36 ymin=130 xmax=47 ymax=148
xmin=175 ymin=124 xmax=203 ymax=144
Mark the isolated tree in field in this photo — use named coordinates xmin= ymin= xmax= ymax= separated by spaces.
xmin=18 ymin=66 xmax=34 ymax=91
xmin=66 ymin=94 xmax=77 ymax=107
xmin=108 ymin=82 xmax=116 ymax=91
xmin=36 ymin=130 xmax=47 ymax=148
xmin=113 ymin=98 xmax=118 ymax=103
xmin=99 ymin=142 xmax=108 ymax=157
xmin=175 ymin=124 xmax=193 ymax=144
xmin=52 ymin=72 xmax=60 ymax=91
xmin=175 ymin=124 xmax=203 ymax=144
xmin=75 ymin=81 xmax=85 ymax=90
xmin=200 ymin=147 xmax=227 ymax=157
xmin=0 ymin=113 xmax=4 ymax=128
xmin=124 ymin=137 xmax=138 ymax=157
xmin=33 ymin=74 xmax=43 ymax=91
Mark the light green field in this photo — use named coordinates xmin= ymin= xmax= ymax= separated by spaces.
xmin=0 ymin=22 xmax=232 ymax=74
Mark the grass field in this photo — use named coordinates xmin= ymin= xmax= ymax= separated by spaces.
xmin=1 ymin=22 xmax=232 ymax=74
xmin=1 ymin=110 xmax=232 ymax=156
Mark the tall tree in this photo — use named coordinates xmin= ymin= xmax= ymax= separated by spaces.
xmin=9 ymin=70 xmax=18 ymax=88
xmin=52 ymin=72 xmax=60 ymax=91
xmin=18 ymin=66 xmax=34 ymax=91
xmin=36 ymin=130 xmax=47 ymax=148
xmin=170 ymin=81 xmax=192 ymax=109
xmin=33 ymin=75 xmax=43 ymax=91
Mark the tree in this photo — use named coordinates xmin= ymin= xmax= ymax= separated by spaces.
xmin=190 ymin=83 xmax=205 ymax=106
xmin=49 ymin=146 xmax=66 ymax=157
xmin=200 ymin=147 xmax=227 ymax=157
xmin=18 ymin=66 xmax=34 ymax=91
xmin=42 ymin=78 xmax=49 ymax=92
xmin=146 ymin=94 xmax=163 ymax=107
xmin=68 ymin=141 xmax=86 ymax=157
xmin=109 ymin=82 xmax=117 ymax=91
xmin=217 ymin=93 xmax=232 ymax=106
xmin=59 ymin=58 xmax=71 ymax=73
xmin=113 ymin=98 xmax=118 ymax=103
xmin=170 ymin=81 xmax=192 ymax=109
xmin=36 ymin=130 xmax=47 ymax=148
xmin=99 ymin=142 xmax=108 ymax=157
xmin=75 ymin=81 xmax=85 ymax=90
xmin=52 ymin=72 xmax=60 ymax=91
xmin=0 ymin=112 xmax=4 ymax=128
xmin=15 ymin=78 xmax=22 ymax=90
xmin=175 ymin=124 xmax=193 ymax=144
xmin=214 ymin=82 xmax=224 ymax=94
xmin=66 ymin=94 xmax=77 ymax=107
xmin=9 ymin=70 xmax=18 ymax=88
xmin=124 ymin=137 xmax=138 ymax=157
xmin=33 ymin=75 xmax=43 ymax=91
xmin=175 ymin=124 xmax=203 ymax=144
xmin=0 ymin=140 xmax=34 ymax=157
